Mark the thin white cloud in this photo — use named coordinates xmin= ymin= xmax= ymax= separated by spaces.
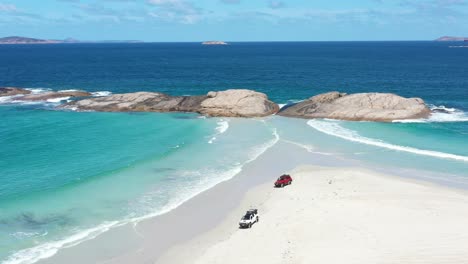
xmin=268 ymin=1 xmax=285 ymax=9
xmin=0 ymin=3 xmax=17 ymax=12
xmin=147 ymin=0 xmax=203 ymax=24
xmin=220 ymin=0 xmax=241 ymax=4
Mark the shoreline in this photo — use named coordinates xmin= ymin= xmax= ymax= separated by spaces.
xmin=34 ymin=140 xmax=468 ymax=264
xmin=160 ymin=166 xmax=468 ymax=264
xmin=35 ymin=141 xmax=356 ymax=264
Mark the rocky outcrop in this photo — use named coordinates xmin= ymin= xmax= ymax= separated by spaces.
xmin=3 ymin=86 xmax=432 ymax=121
xmin=18 ymin=91 xmax=91 ymax=101
xmin=278 ymin=91 xmax=431 ymax=122
xmin=64 ymin=89 xmax=279 ymax=117
xmin=63 ymin=92 xmax=206 ymax=112
xmin=199 ymin=89 xmax=279 ymax=117
xmin=0 ymin=87 xmax=31 ymax=96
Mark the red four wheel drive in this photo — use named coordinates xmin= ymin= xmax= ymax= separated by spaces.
xmin=274 ymin=174 xmax=292 ymax=187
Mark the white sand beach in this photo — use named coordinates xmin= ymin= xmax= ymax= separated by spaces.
xmin=35 ymin=141 xmax=468 ymax=264
xmin=160 ymin=166 xmax=468 ymax=264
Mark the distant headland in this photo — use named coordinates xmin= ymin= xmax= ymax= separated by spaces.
xmin=434 ymin=36 xmax=468 ymax=42
xmin=0 ymin=36 xmax=143 ymax=45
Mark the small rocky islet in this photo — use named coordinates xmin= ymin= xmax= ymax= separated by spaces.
xmin=0 ymin=87 xmax=431 ymax=121
xmin=277 ymin=91 xmax=430 ymax=122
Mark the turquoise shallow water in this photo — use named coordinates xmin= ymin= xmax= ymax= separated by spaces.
xmin=0 ymin=42 xmax=467 ymax=263
xmin=0 ymin=105 xmax=467 ymax=263
xmin=0 ymin=105 xmax=280 ymax=263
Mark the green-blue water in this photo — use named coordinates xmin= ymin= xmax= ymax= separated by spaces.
xmin=0 ymin=42 xmax=467 ymax=264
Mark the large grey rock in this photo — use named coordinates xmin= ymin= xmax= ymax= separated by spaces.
xmin=63 ymin=89 xmax=279 ymax=117
xmin=18 ymin=91 xmax=91 ymax=101
xmin=278 ymin=91 xmax=431 ymax=122
xmin=0 ymin=87 xmax=31 ymax=96
xmin=199 ymin=89 xmax=279 ymax=117
xmin=63 ymin=92 xmax=202 ymax=112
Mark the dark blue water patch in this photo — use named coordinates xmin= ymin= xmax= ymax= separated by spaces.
xmin=1 ymin=42 xmax=467 ymax=108
xmin=0 ymin=212 xmax=73 ymax=231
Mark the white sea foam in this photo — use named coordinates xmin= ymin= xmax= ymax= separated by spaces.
xmin=46 ymin=97 xmax=71 ymax=103
xmin=393 ymin=105 xmax=468 ymax=123
xmin=91 ymin=91 xmax=112 ymax=97
xmin=208 ymin=119 xmax=230 ymax=144
xmin=0 ymin=95 xmax=15 ymax=103
xmin=277 ymin=99 xmax=304 ymax=112
xmin=3 ymin=221 xmax=121 ymax=264
xmin=307 ymin=120 xmax=468 ymax=162
xmin=216 ymin=120 xmax=229 ymax=134
xmin=25 ymin=88 xmax=51 ymax=94
xmin=58 ymin=89 xmax=80 ymax=93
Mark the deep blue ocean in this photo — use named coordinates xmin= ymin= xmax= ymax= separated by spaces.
xmin=0 ymin=42 xmax=467 ymax=264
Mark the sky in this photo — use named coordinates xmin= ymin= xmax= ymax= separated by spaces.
xmin=0 ymin=0 xmax=467 ymax=41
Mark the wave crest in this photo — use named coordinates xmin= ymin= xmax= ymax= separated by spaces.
xmin=393 ymin=105 xmax=468 ymax=123
xmin=307 ymin=120 xmax=468 ymax=162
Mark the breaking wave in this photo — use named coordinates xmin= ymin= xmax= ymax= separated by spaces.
xmin=91 ymin=91 xmax=112 ymax=97
xmin=393 ymin=105 xmax=468 ymax=123
xmin=277 ymin=99 xmax=304 ymax=112
xmin=307 ymin=120 xmax=468 ymax=162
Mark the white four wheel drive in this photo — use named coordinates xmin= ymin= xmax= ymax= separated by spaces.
xmin=239 ymin=209 xmax=259 ymax=228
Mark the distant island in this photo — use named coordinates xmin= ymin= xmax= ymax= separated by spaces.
xmin=0 ymin=36 xmax=143 ymax=45
xmin=0 ymin=36 xmax=60 ymax=44
xmin=202 ymin=41 xmax=228 ymax=45
xmin=435 ymin=36 xmax=468 ymax=42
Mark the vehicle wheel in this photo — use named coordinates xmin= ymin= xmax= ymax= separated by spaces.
xmin=281 ymin=183 xmax=284 ymax=187
xmin=257 ymin=217 xmax=259 ymax=223
xmin=249 ymin=223 xmax=252 ymax=228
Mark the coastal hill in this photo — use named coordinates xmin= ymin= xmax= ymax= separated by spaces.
xmin=435 ymin=36 xmax=468 ymax=41
xmin=0 ymin=36 xmax=143 ymax=44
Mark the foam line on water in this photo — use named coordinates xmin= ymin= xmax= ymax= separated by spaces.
xmin=307 ymin=120 xmax=468 ymax=162
xmin=281 ymin=139 xmax=315 ymax=152
xmin=208 ymin=119 xmax=229 ymax=144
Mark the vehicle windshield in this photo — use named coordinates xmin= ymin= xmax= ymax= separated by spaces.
xmin=242 ymin=214 xmax=252 ymax=220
